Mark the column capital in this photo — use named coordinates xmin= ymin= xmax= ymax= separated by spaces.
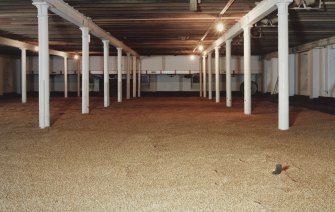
xmin=102 ymin=40 xmax=109 ymax=46
xmin=202 ymin=54 xmax=207 ymax=58
xmin=80 ymin=26 xmax=89 ymax=33
xmin=127 ymin=52 xmax=131 ymax=56
xmin=277 ymin=0 xmax=292 ymax=14
xmin=215 ymin=46 xmax=221 ymax=51
xmin=117 ymin=47 xmax=123 ymax=52
xmin=21 ymin=47 xmax=27 ymax=51
xmin=32 ymin=1 xmax=49 ymax=16
xmin=226 ymin=39 xmax=232 ymax=44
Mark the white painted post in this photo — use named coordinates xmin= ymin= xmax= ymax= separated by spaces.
xmin=208 ymin=52 xmax=212 ymax=100
xmin=80 ymin=27 xmax=90 ymax=114
xmin=126 ymin=53 xmax=131 ymax=99
xmin=21 ymin=48 xmax=27 ymax=103
xmin=33 ymin=1 xmax=50 ymax=128
xmin=243 ymin=25 xmax=251 ymax=115
xmin=202 ymin=55 xmax=207 ymax=98
xmin=215 ymin=46 xmax=220 ymax=103
xmin=277 ymin=0 xmax=292 ymax=130
xmin=103 ymin=40 xmax=110 ymax=107
xmin=117 ymin=48 xmax=122 ymax=102
xmin=77 ymin=58 xmax=80 ymax=97
xmin=133 ymin=56 xmax=137 ymax=98
xmin=64 ymin=56 xmax=68 ymax=98
xmin=138 ymin=58 xmax=141 ymax=97
xmin=226 ymin=39 xmax=232 ymax=107
xmin=199 ymin=58 xmax=203 ymax=97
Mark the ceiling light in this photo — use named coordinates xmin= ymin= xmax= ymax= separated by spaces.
xmin=190 ymin=55 xmax=195 ymax=60
xmin=198 ymin=44 xmax=204 ymax=52
xmin=74 ymin=55 xmax=79 ymax=60
xmin=34 ymin=46 xmax=39 ymax=52
xmin=216 ymin=22 xmax=225 ymax=32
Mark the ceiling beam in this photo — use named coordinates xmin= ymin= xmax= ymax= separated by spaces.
xmin=0 ymin=35 xmax=73 ymax=58
xmin=39 ymin=0 xmax=139 ymax=56
xmin=204 ymin=0 xmax=291 ymax=54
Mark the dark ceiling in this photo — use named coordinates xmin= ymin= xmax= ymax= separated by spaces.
xmin=0 ymin=0 xmax=334 ymax=56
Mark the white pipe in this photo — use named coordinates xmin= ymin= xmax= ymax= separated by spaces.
xmin=133 ymin=56 xmax=137 ymax=98
xmin=277 ymin=0 xmax=292 ymax=130
xmin=226 ymin=39 xmax=232 ymax=107
xmin=243 ymin=25 xmax=251 ymax=115
xmin=103 ymin=40 xmax=110 ymax=107
xmin=215 ymin=46 xmax=220 ymax=103
xmin=126 ymin=53 xmax=131 ymax=99
xmin=117 ymin=48 xmax=122 ymax=102
xmin=80 ymin=27 xmax=90 ymax=114
xmin=137 ymin=59 xmax=141 ymax=97
xmin=21 ymin=48 xmax=27 ymax=103
xmin=64 ymin=56 xmax=68 ymax=98
xmin=202 ymin=55 xmax=207 ymax=98
xmin=208 ymin=52 xmax=212 ymax=100
xmin=33 ymin=1 xmax=50 ymax=129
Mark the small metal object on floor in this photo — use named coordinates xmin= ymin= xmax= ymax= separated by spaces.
xmin=272 ymin=163 xmax=282 ymax=175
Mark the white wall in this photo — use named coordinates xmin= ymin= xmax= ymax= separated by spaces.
xmin=263 ymin=42 xmax=335 ymax=98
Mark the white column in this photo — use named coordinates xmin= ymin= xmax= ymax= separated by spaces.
xmin=199 ymin=58 xmax=203 ymax=97
xmin=33 ymin=1 xmax=50 ymax=129
xmin=126 ymin=53 xmax=131 ymax=99
xmin=64 ymin=56 xmax=68 ymax=98
xmin=77 ymin=58 xmax=80 ymax=97
xmin=117 ymin=48 xmax=122 ymax=102
xmin=133 ymin=56 xmax=137 ymax=98
xmin=243 ymin=25 xmax=251 ymax=115
xmin=215 ymin=46 xmax=220 ymax=103
xmin=208 ymin=52 xmax=212 ymax=100
xmin=21 ymin=48 xmax=27 ymax=103
xmin=202 ymin=55 xmax=207 ymax=98
xmin=103 ymin=40 xmax=110 ymax=107
xmin=277 ymin=0 xmax=292 ymax=130
xmin=138 ymin=58 xmax=141 ymax=97
xmin=226 ymin=39 xmax=232 ymax=107
xmin=80 ymin=27 xmax=90 ymax=114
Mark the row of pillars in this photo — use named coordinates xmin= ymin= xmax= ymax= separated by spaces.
xmin=31 ymin=1 xmax=141 ymax=129
xmin=199 ymin=1 xmax=291 ymax=130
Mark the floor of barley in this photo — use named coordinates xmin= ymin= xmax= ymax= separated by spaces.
xmin=0 ymin=95 xmax=334 ymax=211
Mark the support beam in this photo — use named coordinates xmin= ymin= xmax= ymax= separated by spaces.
xmin=21 ymin=48 xmax=27 ymax=103
xmin=117 ymin=48 xmax=122 ymax=102
xmin=33 ymin=1 xmax=50 ymax=129
xmin=226 ymin=39 xmax=232 ymax=107
xmin=137 ymin=58 xmax=141 ymax=97
xmin=44 ymin=0 xmax=138 ymax=57
xmin=215 ymin=46 xmax=220 ymax=103
xmin=277 ymin=0 xmax=292 ymax=130
xmin=243 ymin=25 xmax=251 ymax=115
xmin=64 ymin=56 xmax=68 ymax=98
xmin=133 ymin=56 xmax=137 ymax=98
xmin=126 ymin=53 xmax=131 ymax=99
xmin=103 ymin=40 xmax=110 ymax=107
xmin=205 ymin=0 xmax=281 ymax=54
xmin=80 ymin=27 xmax=90 ymax=114
xmin=208 ymin=52 xmax=212 ymax=100
xmin=202 ymin=55 xmax=207 ymax=98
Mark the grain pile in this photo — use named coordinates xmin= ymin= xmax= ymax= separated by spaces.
xmin=0 ymin=96 xmax=334 ymax=211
